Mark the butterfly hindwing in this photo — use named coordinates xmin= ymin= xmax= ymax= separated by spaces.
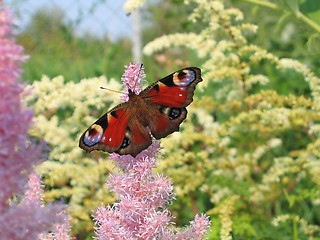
xmin=149 ymin=106 xmax=187 ymax=139
xmin=79 ymin=98 xmax=153 ymax=157
xmin=116 ymin=121 xmax=152 ymax=157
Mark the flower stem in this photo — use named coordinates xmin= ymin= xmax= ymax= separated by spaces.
xmin=292 ymin=214 xmax=298 ymax=240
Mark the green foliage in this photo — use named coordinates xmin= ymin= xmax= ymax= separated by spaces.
xmin=18 ymin=7 xmax=133 ymax=83
xmin=231 ymin=0 xmax=320 ymax=79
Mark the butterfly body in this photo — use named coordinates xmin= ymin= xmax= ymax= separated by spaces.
xmin=79 ymin=67 xmax=202 ymax=157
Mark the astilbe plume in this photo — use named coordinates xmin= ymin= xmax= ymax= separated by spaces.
xmin=0 ymin=4 xmax=70 ymax=239
xmin=93 ymin=63 xmax=211 ymax=240
xmin=25 ymin=174 xmax=72 ymax=240
xmin=120 ymin=62 xmax=146 ymax=102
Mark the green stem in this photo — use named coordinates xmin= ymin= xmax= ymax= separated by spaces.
xmin=243 ymin=0 xmax=320 ymax=34
xmin=299 ymin=12 xmax=320 ymax=33
xmin=244 ymin=0 xmax=279 ymax=10
xmin=292 ymin=214 xmax=298 ymax=240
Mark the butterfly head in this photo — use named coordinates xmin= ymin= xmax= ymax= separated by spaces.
xmin=127 ymin=88 xmax=138 ymax=99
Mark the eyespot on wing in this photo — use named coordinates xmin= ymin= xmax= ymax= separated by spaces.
xmin=83 ymin=124 xmax=103 ymax=146
xmin=173 ymin=69 xmax=196 ymax=86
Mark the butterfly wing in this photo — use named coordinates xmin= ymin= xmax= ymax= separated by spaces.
xmin=79 ymin=100 xmax=153 ymax=157
xmin=79 ymin=103 xmax=130 ymax=154
xmin=116 ymin=119 xmax=152 ymax=157
xmin=142 ymin=67 xmax=202 ymax=139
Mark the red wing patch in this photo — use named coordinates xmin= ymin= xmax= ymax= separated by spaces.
xmin=100 ymin=108 xmax=129 ymax=148
xmin=153 ymin=112 xmax=169 ymax=132
xmin=81 ymin=107 xmax=129 ymax=151
xmin=131 ymin=125 xmax=151 ymax=145
xmin=147 ymin=85 xmax=187 ymax=107
xmin=149 ymin=112 xmax=169 ymax=139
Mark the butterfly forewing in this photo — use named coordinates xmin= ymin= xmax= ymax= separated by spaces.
xmin=79 ymin=104 xmax=130 ymax=153
xmin=142 ymin=67 xmax=202 ymax=107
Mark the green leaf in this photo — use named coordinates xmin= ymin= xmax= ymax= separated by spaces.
xmin=283 ymin=0 xmax=300 ymax=16
xmin=300 ymin=0 xmax=320 ymax=25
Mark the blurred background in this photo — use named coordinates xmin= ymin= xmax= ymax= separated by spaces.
xmin=4 ymin=0 xmax=320 ymax=88
xmin=4 ymin=0 xmax=135 ymax=82
xmin=4 ymin=0 xmax=204 ymax=84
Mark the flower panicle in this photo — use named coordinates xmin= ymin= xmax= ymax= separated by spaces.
xmin=120 ymin=62 xmax=146 ymax=102
xmin=24 ymin=173 xmax=72 ymax=240
xmin=23 ymin=173 xmax=45 ymax=207
xmin=0 ymin=5 xmax=71 ymax=239
xmin=0 ymin=3 xmax=39 ymax=206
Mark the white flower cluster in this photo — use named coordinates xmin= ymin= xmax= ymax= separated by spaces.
xmin=272 ymin=214 xmax=320 ymax=236
xmin=279 ymin=58 xmax=320 ymax=104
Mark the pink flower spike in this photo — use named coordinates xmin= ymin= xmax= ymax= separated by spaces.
xmin=23 ymin=173 xmax=45 ymax=207
xmin=51 ymin=212 xmax=73 ymax=240
xmin=0 ymin=4 xmax=72 ymax=239
xmin=120 ymin=62 xmax=146 ymax=102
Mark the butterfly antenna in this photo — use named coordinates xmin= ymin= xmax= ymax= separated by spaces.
xmin=100 ymin=86 xmax=123 ymax=94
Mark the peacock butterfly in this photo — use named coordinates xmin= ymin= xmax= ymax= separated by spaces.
xmin=79 ymin=67 xmax=202 ymax=157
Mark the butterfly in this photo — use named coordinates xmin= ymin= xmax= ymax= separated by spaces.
xmin=79 ymin=67 xmax=202 ymax=157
